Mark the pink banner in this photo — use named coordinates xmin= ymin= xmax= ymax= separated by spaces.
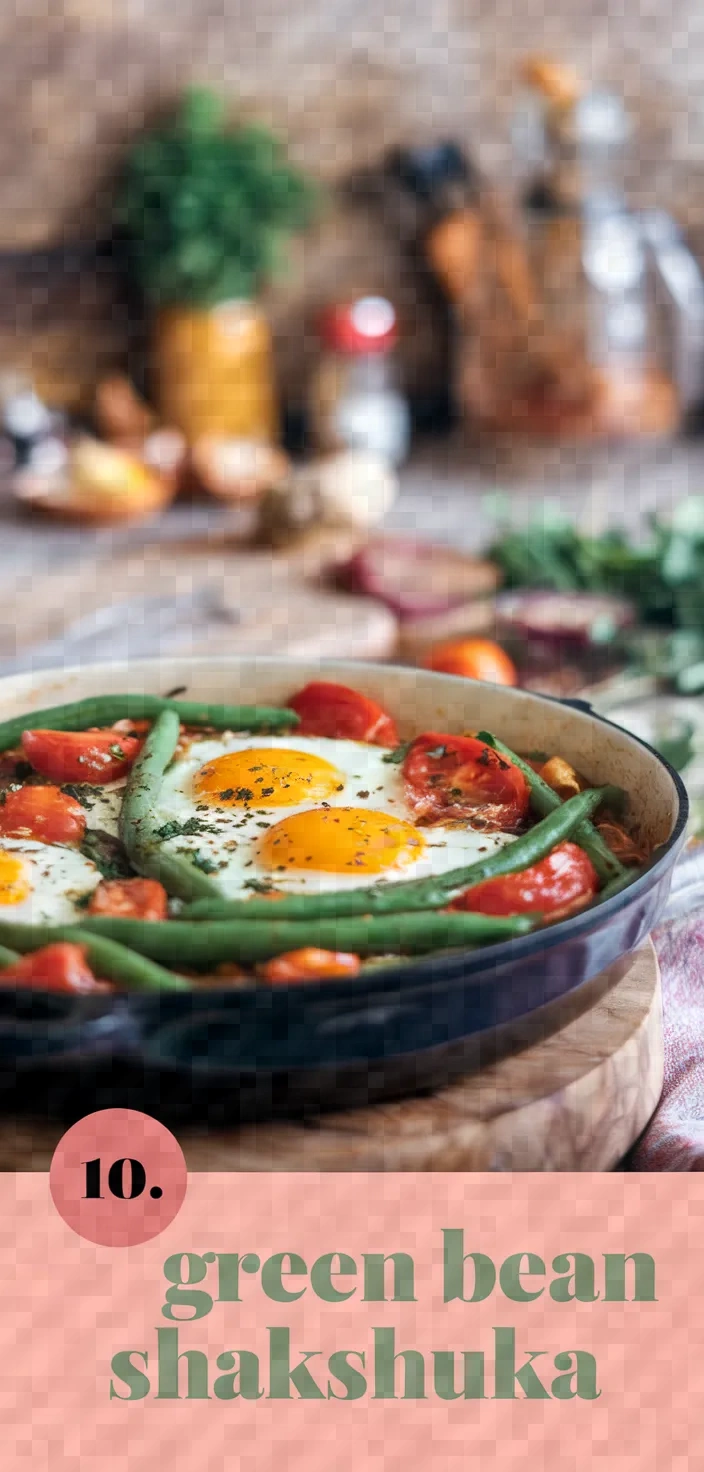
xmin=0 ymin=1172 xmax=700 ymax=1470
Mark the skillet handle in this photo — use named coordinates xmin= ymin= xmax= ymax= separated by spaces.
xmin=554 ymin=697 xmax=594 ymax=714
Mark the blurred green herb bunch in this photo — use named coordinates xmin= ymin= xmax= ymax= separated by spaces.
xmin=489 ymin=495 xmax=704 ymax=695
xmin=115 ymin=86 xmax=319 ymax=308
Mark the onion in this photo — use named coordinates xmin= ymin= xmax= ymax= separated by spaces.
xmin=337 ymin=536 xmax=500 ymax=619
xmin=495 ymin=589 xmax=635 ymax=648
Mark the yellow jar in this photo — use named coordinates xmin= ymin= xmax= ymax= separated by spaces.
xmin=153 ymin=300 xmax=279 ymax=444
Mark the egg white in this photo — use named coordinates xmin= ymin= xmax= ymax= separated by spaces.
xmin=150 ymin=733 xmax=518 ymax=899
xmin=66 ymin=780 xmax=125 ymax=838
xmin=0 ymin=840 xmax=102 ymax=924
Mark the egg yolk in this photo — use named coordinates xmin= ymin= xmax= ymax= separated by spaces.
xmin=260 ymin=807 xmax=425 ymax=875
xmin=193 ymin=748 xmax=345 ymax=808
xmin=0 ymin=850 xmax=31 ymax=906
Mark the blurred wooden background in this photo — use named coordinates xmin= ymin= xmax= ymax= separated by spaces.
xmin=1 ymin=0 xmax=703 ymax=406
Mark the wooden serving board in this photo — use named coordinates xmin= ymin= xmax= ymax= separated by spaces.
xmin=0 ymin=529 xmax=398 ymax=664
xmin=0 ymin=944 xmax=662 ymax=1172
xmin=175 ymin=943 xmax=662 ymax=1172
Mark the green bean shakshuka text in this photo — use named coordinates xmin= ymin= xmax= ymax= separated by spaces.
xmin=0 ymin=682 xmax=650 ymax=992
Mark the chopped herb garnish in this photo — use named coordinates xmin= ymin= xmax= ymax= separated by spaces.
xmin=477 ymin=746 xmax=509 ymax=769
xmin=154 ymin=816 xmax=214 ymax=841
xmin=60 ymin=784 xmax=96 ymax=809
xmin=189 ymin=852 xmax=221 ymax=874
xmin=108 ymin=744 xmax=126 ymax=760
xmin=382 ymin=742 xmax=412 ymax=765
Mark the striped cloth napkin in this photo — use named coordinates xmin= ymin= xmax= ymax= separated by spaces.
xmin=629 ymin=841 xmax=704 ymax=1170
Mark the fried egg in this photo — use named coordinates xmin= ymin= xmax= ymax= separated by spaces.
xmin=0 ymin=840 xmax=102 ymax=923
xmin=151 ymin=734 xmax=517 ymax=899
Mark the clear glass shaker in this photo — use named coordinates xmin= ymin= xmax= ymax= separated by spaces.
xmin=463 ymin=63 xmax=700 ymax=441
xmin=309 ymin=297 xmax=411 ymax=466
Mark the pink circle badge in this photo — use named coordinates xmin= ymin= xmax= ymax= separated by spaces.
xmin=49 ymin=1108 xmax=187 ymax=1246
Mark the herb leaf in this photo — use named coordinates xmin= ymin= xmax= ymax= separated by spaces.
xmin=382 ymin=742 xmax=412 ymax=765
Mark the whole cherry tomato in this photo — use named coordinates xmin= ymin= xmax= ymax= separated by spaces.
xmin=421 ymin=638 xmax=518 ymax=687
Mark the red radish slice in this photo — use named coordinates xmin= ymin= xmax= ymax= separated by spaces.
xmin=336 ymin=537 xmax=500 ymax=619
xmin=495 ymin=590 xmax=635 ymax=648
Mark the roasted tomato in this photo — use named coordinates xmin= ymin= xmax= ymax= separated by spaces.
xmin=0 ymin=942 xmax=110 ymax=993
xmin=403 ymin=733 xmax=530 ymax=828
xmin=21 ymin=726 xmax=145 ymax=785
xmin=87 ymin=878 xmax=168 ymax=921
xmin=0 ymin=784 xmax=86 ymax=845
xmin=257 ymin=948 xmax=362 ymax=984
xmin=287 ymin=682 xmax=398 ymax=746
xmin=452 ymin=841 xmax=599 ymax=920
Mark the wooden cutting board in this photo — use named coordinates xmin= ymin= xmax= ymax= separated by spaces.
xmin=170 ymin=943 xmax=662 ymax=1172
xmin=0 ymin=530 xmax=398 ymax=663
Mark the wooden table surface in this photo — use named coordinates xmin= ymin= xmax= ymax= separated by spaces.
xmin=0 ymin=435 xmax=700 ymax=605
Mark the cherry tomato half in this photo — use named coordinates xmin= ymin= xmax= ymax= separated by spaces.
xmin=21 ymin=726 xmax=145 ymax=785
xmin=422 ymin=638 xmax=518 ymax=686
xmin=87 ymin=877 xmax=168 ymax=921
xmin=403 ymin=732 xmax=530 ymax=828
xmin=258 ymin=948 xmax=362 ymax=984
xmin=0 ymin=942 xmax=110 ymax=994
xmin=451 ymin=841 xmax=598 ymax=919
xmin=0 ymin=784 xmax=86 ymax=845
xmin=287 ymin=682 xmax=398 ymax=746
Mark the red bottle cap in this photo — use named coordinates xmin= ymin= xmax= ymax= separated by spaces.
xmin=319 ymin=296 xmax=398 ymax=354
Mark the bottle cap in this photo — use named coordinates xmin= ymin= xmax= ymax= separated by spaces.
xmin=320 ymin=297 xmax=398 ymax=354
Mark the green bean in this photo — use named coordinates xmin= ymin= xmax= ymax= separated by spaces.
xmin=0 ymin=694 xmax=298 ymax=753
xmin=0 ymin=925 xmax=191 ymax=991
xmin=595 ymin=868 xmax=642 ymax=903
xmin=0 ymin=944 xmax=19 ymax=968
xmin=0 ymin=910 xmax=536 ymax=969
xmin=182 ymin=786 xmax=611 ymax=922
xmin=72 ymin=931 xmax=191 ymax=991
xmin=119 ymin=709 xmax=224 ymax=903
xmin=476 ymin=731 xmax=627 ymax=885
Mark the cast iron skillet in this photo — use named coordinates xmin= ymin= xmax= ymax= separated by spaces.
xmin=0 ymin=664 xmax=688 ymax=1126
